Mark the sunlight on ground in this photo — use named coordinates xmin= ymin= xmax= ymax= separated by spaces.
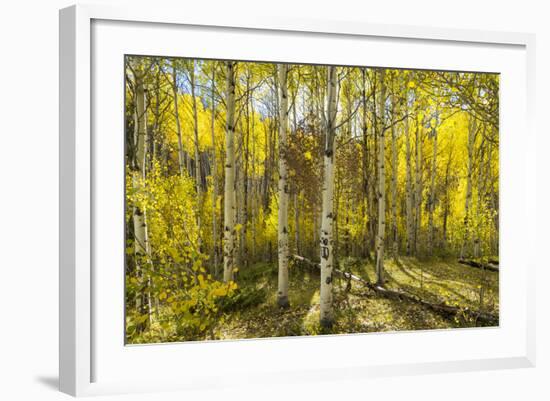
xmin=211 ymin=256 xmax=499 ymax=341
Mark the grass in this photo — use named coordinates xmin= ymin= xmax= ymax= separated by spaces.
xmin=215 ymin=256 xmax=499 ymax=340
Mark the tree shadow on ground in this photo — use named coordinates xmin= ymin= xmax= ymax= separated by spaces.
xmin=386 ymin=263 xmax=474 ymax=307
xmin=226 ymin=262 xmax=321 ymax=338
xmin=216 ymin=257 xmax=498 ymax=341
xmin=404 ymin=257 xmax=498 ymax=289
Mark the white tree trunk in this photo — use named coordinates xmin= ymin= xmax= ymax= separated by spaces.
xmin=428 ymin=126 xmax=438 ymax=255
xmin=171 ymin=62 xmax=185 ymax=177
xmin=474 ymin=136 xmax=488 ymax=259
xmin=277 ymin=63 xmax=290 ymax=308
xmin=132 ymin=69 xmax=152 ymax=325
xmin=361 ymin=69 xmax=370 ymax=259
xmin=223 ymin=62 xmax=237 ymax=283
xmin=190 ymin=61 xmax=202 ymax=248
xmin=460 ymin=115 xmax=477 ymax=259
xmin=442 ymin=146 xmax=453 ymax=248
xmin=320 ymin=66 xmax=338 ymax=328
xmin=133 ymin=73 xmax=147 ymax=256
xmin=251 ymin=103 xmax=257 ymax=261
xmin=414 ymin=119 xmax=423 ymax=254
xmin=405 ymin=106 xmax=414 ymax=256
xmin=375 ymin=69 xmax=387 ymax=285
xmin=391 ymin=89 xmax=399 ymax=257
xmin=210 ymin=67 xmax=219 ymax=277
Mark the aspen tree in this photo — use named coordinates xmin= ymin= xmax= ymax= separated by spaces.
xmin=404 ymin=93 xmax=414 ymax=256
xmin=210 ymin=66 xmax=219 ymax=277
xmin=223 ymin=61 xmax=237 ymax=283
xmin=474 ymin=139 xmax=485 ymax=259
xmin=361 ymin=69 xmax=370 ymax=258
xmin=369 ymin=71 xmax=379 ymax=257
xmin=291 ymin=85 xmax=301 ymax=256
xmin=171 ymin=61 xmax=186 ymax=177
xmin=390 ymin=78 xmax=399 ymax=257
xmin=319 ymin=66 xmax=338 ymax=328
xmin=460 ymin=115 xmax=477 ymax=260
xmin=427 ymin=115 xmax=438 ymax=255
xmin=132 ymin=64 xmax=152 ymax=328
xmin=404 ymin=74 xmax=418 ymax=256
xmin=189 ymin=61 xmax=202 ymax=248
xmin=250 ymin=96 xmax=257 ymax=261
xmin=240 ymin=71 xmax=252 ymax=269
xmin=375 ymin=68 xmax=387 ymax=285
xmin=414 ymin=114 xmax=424 ymax=253
xmin=277 ymin=63 xmax=290 ymax=308
xmin=441 ymin=145 xmax=454 ymax=248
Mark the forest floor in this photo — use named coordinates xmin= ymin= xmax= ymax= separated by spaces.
xmin=216 ymin=256 xmax=499 ymax=340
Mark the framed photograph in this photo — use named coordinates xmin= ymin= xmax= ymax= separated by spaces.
xmin=59 ymin=4 xmax=536 ymax=396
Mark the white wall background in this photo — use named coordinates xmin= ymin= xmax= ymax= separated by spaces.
xmin=0 ymin=0 xmax=547 ymax=399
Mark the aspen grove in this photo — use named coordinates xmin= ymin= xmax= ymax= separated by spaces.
xmin=125 ymin=56 xmax=499 ymax=343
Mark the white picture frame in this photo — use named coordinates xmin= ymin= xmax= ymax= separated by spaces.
xmin=59 ymin=3 xmax=536 ymax=397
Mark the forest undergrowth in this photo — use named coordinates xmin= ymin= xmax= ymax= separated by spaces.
xmin=130 ymin=256 xmax=498 ymax=343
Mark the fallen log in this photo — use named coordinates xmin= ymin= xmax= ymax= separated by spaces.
xmin=291 ymin=254 xmax=499 ymax=325
xmin=458 ymin=259 xmax=499 ymax=273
